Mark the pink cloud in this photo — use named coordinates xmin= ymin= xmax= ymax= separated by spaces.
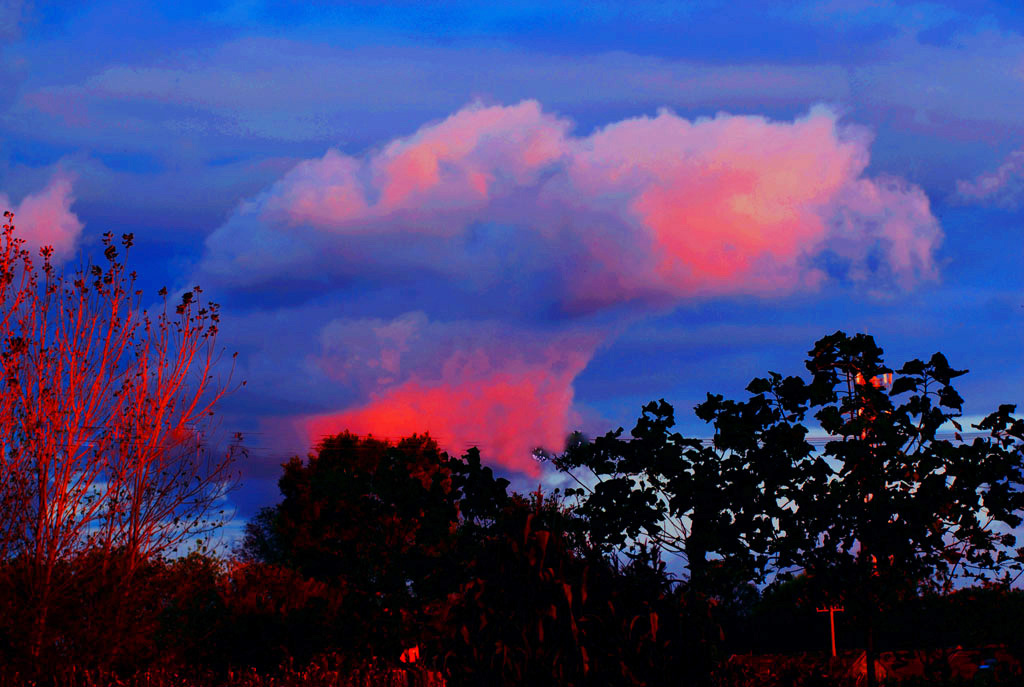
xmin=831 ymin=175 xmax=940 ymax=286
xmin=305 ymin=331 xmax=595 ymax=476
xmin=260 ymin=101 xmax=568 ymax=232
xmin=204 ymin=101 xmax=940 ymax=302
xmin=0 ymin=174 xmax=83 ymax=262
xmin=372 ymin=100 xmax=567 ymax=212
xmin=956 ymin=149 xmax=1024 ymax=209
xmin=198 ymin=101 xmax=944 ymax=472
xmin=565 ymin=105 xmax=873 ymax=297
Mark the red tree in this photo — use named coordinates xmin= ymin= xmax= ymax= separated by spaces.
xmin=0 ymin=211 xmax=242 ymax=661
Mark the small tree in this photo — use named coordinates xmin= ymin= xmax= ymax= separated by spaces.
xmin=0 ymin=212 xmax=241 ymax=661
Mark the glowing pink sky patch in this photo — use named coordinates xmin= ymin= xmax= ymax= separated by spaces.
xmin=0 ymin=174 xmax=83 ymax=262
xmin=306 ymin=342 xmax=593 ymax=476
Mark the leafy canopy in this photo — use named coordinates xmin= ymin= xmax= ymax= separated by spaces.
xmin=554 ymin=332 xmax=1024 ymax=602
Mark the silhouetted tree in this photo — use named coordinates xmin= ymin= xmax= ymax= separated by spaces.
xmin=556 ymin=332 xmax=1024 ymax=687
xmin=241 ymin=432 xmax=510 ymax=657
xmin=701 ymin=333 xmax=1024 ymax=685
xmin=0 ymin=212 xmax=241 ymax=671
xmin=552 ymin=399 xmax=786 ymax=596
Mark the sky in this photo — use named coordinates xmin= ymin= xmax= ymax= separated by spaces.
xmin=3 ymin=0 xmax=1024 ymax=517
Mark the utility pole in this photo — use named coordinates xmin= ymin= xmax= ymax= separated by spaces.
xmin=816 ymin=605 xmax=844 ymax=657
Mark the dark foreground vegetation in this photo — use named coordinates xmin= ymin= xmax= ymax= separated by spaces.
xmin=0 ymin=217 xmax=1022 ymax=685
xmin=4 ymin=423 xmax=1023 ymax=686
xmin=1 ymin=462 xmax=1023 ymax=686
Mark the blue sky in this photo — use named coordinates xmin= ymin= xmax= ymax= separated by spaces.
xmin=3 ymin=0 xmax=1024 ymax=513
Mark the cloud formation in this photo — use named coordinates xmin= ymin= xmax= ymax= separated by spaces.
xmin=303 ymin=313 xmax=601 ymax=475
xmin=198 ymin=101 xmax=942 ymax=473
xmin=956 ymin=149 xmax=1024 ymax=209
xmin=307 ymin=314 xmax=597 ymax=476
xmin=203 ymin=101 xmax=939 ymax=301
xmin=0 ymin=174 xmax=83 ymax=261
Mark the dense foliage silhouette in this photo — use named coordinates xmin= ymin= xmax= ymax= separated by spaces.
xmin=553 ymin=331 xmax=1024 ymax=686
xmin=240 ymin=433 xmax=512 ymax=658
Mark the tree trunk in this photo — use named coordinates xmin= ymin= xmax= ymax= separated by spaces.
xmin=685 ymin=540 xmax=708 ymax=593
xmin=865 ymin=600 xmax=877 ymax=687
xmin=28 ymin=560 xmax=53 ymax=664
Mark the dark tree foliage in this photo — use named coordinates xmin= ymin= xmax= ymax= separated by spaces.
xmin=554 ymin=402 xmax=685 ymax=556
xmin=240 ymin=432 xmax=511 ymax=656
xmin=241 ymin=432 xmax=719 ymax=685
xmin=243 ymin=433 xmax=455 ymax=584
xmin=437 ymin=492 xmax=717 ymax=687
xmin=554 ymin=332 xmax=1024 ymax=607
xmin=761 ymin=332 xmax=1024 ymax=598
xmin=553 ymin=332 xmax=1024 ymax=687
xmin=207 ymin=561 xmax=347 ymax=673
xmin=552 ymin=398 xmax=792 ymax=596
xmin=0 ymin=549 xmax=368 ymax=682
